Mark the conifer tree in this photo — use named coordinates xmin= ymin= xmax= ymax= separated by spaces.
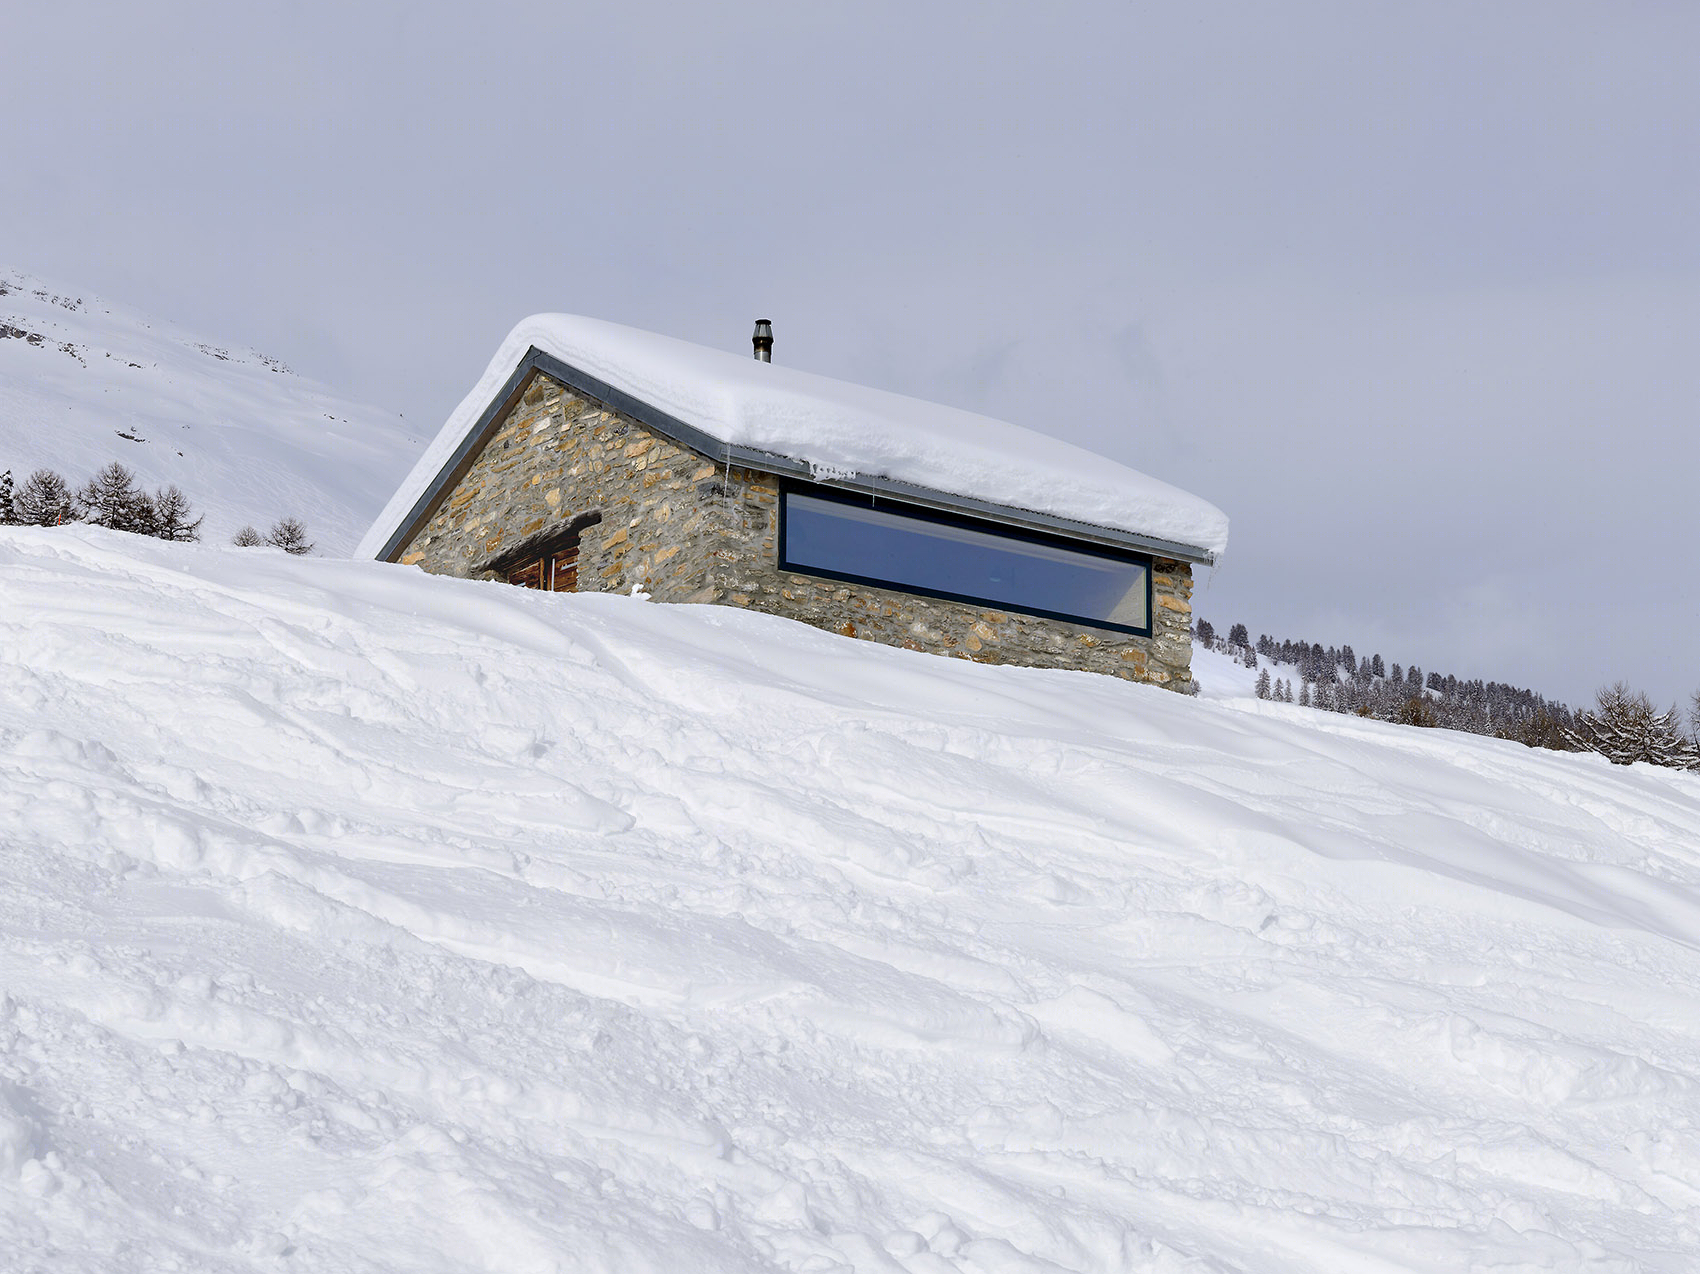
xmin=265 ymin=516 xmax=314 ymax=556
xmin=1256 ymin=668 xmax=1271 ymax=699
xmin=1195 ymin=618 xmax=1215 ymax=645
xmin=150 ymin=485 xmax=203 ymax=542
xmin=0 ymin=469 xmax=14 ymax=524
xmin=1395 ymin=695 xmax=1437 ymax=728
xmin=1228 ymin=622 xmax=1250 ymax=649
xmin=15 ymin=469 xmax=74 ymax=526
xmin=1565 ymin=683 xmax=1699 ymax=770
xmin=75 ymin=462 xmax=156 ymax=534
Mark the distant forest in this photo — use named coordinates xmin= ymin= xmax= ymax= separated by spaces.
xmin=1197 ymin=620 xmax=1562 ymax=747
xmin=1195 ymin=618 xmax=1699 ymax=771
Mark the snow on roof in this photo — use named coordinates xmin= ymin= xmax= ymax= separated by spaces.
xmin=357 ymin=314 xmax=1229 ymax=562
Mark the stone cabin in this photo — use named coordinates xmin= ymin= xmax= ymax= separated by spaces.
xmin=359 ymin=317 xmax=1228 ymax=691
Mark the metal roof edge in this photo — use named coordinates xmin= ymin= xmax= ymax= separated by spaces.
xmin=374 ymin=350 xmax=543 ymax=562
xmin=752 ymin=464 xmax=1218 ymax=564
xmin=377 ymin=346 xmax=1217 ymax=567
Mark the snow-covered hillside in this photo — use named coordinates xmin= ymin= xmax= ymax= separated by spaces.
xmin=3 ymin=528 xmax=1699 ymax=1273
xmin=0 ymin=270 xmax=419 ymax=553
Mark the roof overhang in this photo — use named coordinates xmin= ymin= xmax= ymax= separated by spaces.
xmin=373 ymin=347 xmax=1219 ymax=567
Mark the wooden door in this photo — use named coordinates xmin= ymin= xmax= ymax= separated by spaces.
xmin=507 ymin=541 xmax=580 ymax=592
xmin=545 ymin=544 xmax=578 ymax=591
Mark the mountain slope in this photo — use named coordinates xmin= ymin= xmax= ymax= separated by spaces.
xmin=2 ymin=527 xmax=1698 ymax=1273
xmin=0 ymin=269 xmax=418 ymax=553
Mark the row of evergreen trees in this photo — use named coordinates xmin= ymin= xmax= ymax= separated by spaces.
xmin=1 ymin=463 xmax=313 ymax=554
xmin=1 ymin=462 xmax=202 ymax=539
xmin=1197 ymin=618 xmax=1698 ymax=771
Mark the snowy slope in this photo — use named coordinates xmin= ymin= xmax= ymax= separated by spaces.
xmin=0 ymin=269 xmax=419 ymax=553
xmin=3 ymin=528 xmax=1699 ymax=1273
xmin=358 ymin=314 xmax=1229 ymax=562
xmin=1189 ymin=644 xmax=1268 ymax=701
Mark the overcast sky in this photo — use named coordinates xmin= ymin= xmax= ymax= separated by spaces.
xmin=7 ymin=1 xmax=1696 ymax=710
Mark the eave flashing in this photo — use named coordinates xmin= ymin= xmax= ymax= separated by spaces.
xmin=373 ymin=346 xmax=1220 ymax=568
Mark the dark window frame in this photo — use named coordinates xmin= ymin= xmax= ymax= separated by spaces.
xmin=777 ymin=480 xmax=1154 ymax=637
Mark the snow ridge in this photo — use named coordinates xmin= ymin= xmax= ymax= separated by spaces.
xmin=3 ymin=528 xmax=1698 ymax=1272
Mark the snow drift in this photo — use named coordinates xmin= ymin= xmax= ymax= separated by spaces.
xmin=2 ymin=527 xmax=1698 ymax=1273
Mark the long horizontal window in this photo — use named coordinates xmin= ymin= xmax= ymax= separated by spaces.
xmin=779 ymin=486 xmax=1151 ymax=634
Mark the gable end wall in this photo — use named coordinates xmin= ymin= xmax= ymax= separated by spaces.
xmin=396 ymin=372 xmax=1196 ymax=690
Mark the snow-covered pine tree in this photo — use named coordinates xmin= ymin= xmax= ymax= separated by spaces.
xmin=1565 ymin=683 xmax=1700 ymax=770
xmin=1659 ymin=720 xmax=1699 ymax=770
xmin=1195 ymin=618 xmax=1216 ymax=645
xmin=1395 ymin=695 xmax=1438 ymax=728
xmin=75 ymin=462 xmax=156 ymax=534
xmin=150 ymin=485 xmax=203 ymax=542
xmin=0 ymin=469 xmax=14 ymax=524
xmin=1256 ymin=668 xmax=1271 ymax=699
xmin=1228 ymin=622 xmax=1250 ymax=649
xmin=15 ymin=469 xmax=74 ymax=526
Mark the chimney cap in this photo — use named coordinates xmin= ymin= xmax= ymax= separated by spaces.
xmin=752 ymin=318 xmax=773 ymax=362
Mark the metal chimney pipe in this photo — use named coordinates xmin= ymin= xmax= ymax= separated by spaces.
xmin=752 ymin=319 xmax=773 ymax=363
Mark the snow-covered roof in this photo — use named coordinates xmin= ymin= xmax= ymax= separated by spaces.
xmin=358 ymin=315 xmax=1229 ymax=563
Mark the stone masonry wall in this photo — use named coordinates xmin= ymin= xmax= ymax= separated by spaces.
xmin=398 ymin=372 xmax=1196 ymax=690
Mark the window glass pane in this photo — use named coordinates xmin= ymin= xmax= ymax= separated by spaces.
xmin=782 ymin=491 xmax=1148 ymax=631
